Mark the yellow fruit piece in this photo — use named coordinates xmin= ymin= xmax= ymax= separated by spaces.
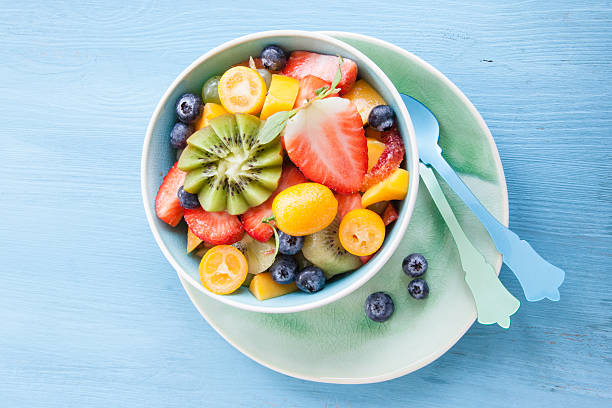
xmin=199 ymin=245 xmax=248 ymax=295
xmin=272 ymin=183 xmax=338 ymax=236
xmin=259 ymin=74 xmax=300 ymax=120
xmin=342 ymin=79 xmax=386 ymax=125
xmin=339 ymin=209 xmax=386 ymax=256
xmin=249 ymin=272 xmax=297 ymax=301
xmin=218 ymin=66 xmax=266 ymax=114
xmin=194 ymin=103 xmax=228 ymax=130
xmin=366 ymin=137 xmax=386 ymax=172
xmin=361 ymin=168 xmax=409 ymax=208
xmin=187 ymin=228 xmax=203 ymax=253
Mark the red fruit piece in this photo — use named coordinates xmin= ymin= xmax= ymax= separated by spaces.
xmin=155 ymin=162 xmax=187 ymax=227
xmin=382 ymin=202 xmax=399 ymax=226
xmin=184 ymin=208 xmax=244 ymax=245
xmin=362 ymin=127 xmax=405 ymax=190
xmin=240 ymin=163 xmax=308 ymax=242
xmin=283 ymin=97 xmax=367 ymax=193
xmin=359 ymin=255 xmax=373 ymax=264
xmin=282 ymin=51 xmax=358 ymax=95
xmin=335 ymin=192 xmax=362 ymax=220
xmin=293 ymin=75 xmax=338 ymax=108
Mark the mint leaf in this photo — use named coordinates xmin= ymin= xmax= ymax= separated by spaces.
xmin=314 ymin=86 xmax=329 ymax=96
xmin=330 ymin=56 xmax=344 ymax=91
xmin=315 ymin=56 xmax=344 ymax=100
xmin=257 ymin=110 xmax=295 ymax=145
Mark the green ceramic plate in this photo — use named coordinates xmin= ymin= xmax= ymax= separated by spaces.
xmin=179 ymin=32 xmax=509 ymax=383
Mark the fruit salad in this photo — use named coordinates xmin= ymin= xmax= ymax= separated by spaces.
xmin=155 ymin=45 xmax=409 ymax=300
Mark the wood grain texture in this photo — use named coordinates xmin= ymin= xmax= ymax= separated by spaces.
xmin=0 ymin=1 xmax=610 ymax=407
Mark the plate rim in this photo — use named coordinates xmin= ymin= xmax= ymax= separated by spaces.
xmin=180 ymin=31 xmax=510 ymax=384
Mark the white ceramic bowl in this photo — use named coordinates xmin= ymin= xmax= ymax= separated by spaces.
xmin=141 ymin=30 xmax=419 ymax=313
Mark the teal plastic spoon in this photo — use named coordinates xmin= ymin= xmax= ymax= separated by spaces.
xmin=402 ymin=94 xmax=565 ymax=301
xmin=420 ymin=164 xmax=520 ymax=328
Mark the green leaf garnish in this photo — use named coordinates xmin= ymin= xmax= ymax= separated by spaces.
xmin=314 ymin=86 xmax=329 ymax=96
xmin=256 ymin=109 xmax=296 ymax=145
xmin=314 ymin=56 xmax=344 ymax=100
xmin=330 ymin=56 xmax=344 ymax=91
xmin=255 ymin=55 xmax=345 ymax=145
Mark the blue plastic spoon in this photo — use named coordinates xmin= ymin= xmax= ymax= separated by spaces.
xmin=402 ymin=94 xmax=565 ymax=301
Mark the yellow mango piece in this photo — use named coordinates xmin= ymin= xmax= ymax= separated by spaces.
xmin=187 ymin=229 xmax=203 ymax=253
xmin=342 ymin=79 xmax=386 ymax=125
xmin=195 ymin=103 xmax=229 ymax=130
xmin=361 ymin=168 xmax=409 ymax=208
xmin=366 ymin=137 xmax=386 ymax=171
xmin=260 ymin=75 xmax=300 ymax=120
xmin=249 ymin=272 xmax=297 ymax=301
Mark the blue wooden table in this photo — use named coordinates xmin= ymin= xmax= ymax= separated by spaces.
xmin=2 ymin=1 xmax=610 ymax=406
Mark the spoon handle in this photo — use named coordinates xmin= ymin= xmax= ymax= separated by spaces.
xmin=428 ymin=153 xmax=565 ymax=302
xmin=420 ymin=164 xmax=520 ymax=327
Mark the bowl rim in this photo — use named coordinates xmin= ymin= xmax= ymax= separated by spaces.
xmin=141 ymin=30 xmax=420 ymax=314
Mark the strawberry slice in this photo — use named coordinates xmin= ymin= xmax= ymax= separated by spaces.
xmin=283 ymin=97 xmax=367 ymax=193
xmin=240 ymin=163 xmax=308 ymax=242
xmin=155 ymin=162 xmax=187 ymax=227
xmin=282 ymin=51 xmax=357 ymax=95
xmin=293 ymin=75 xmax=338 ymax=108
xmin=335 ymin=192 xmax=362 ymax=220
xmin=362 ymin=127 xmax=405 ymax=190
xmin=382 ymin=202 xmax=399 ymax=226
xmin=184 ymin=208 xmax=244 ymax=245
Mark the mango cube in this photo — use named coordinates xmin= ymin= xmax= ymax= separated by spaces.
xmin=194 ymin=103 xmax=228 ymax=130
xmin=249 ymin=272 xmax=297 ymax=300
xmin=260 ymin=75 xmax=300 ymax=120
xmin=366 ymin=137 xmax=386 ymax=171
xmin=361 ymin=168 xmax=409 ymax=208
xmin=187 ymin=229 xmax=203 ymax=253
xmin=342 ymin=79 xmax=386 ymax=125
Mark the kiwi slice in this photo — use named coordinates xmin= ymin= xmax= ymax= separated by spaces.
xmin=232 ymin=234 xmax=276 ymax=275
xmin=177 ymin=113 xmax=283 ymax=215
xmin=302 ymin=218 xmax=362 ymax=279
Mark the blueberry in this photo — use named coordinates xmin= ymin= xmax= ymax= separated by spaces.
xmin=270 ymin=255 xmax=298 ymax=284
xmin=402 ymin=253 xmax=428 ymax=277
xmin=365 ymin=292 xmax=394 ymax=322
xmin=170 ymin=122 xmax=193 ymax=149
xmin=261 ymin=45 xmax=287 ymax=71
xmin=278 ymin=231 xmax=304 ymax=255
xmin=368 ymin=105 xmax=395 ymax=132
xmin=175 ymin=93 xmax=203 ymax=124
xmin=177 ymin=186 xmax=200 ymax=209
xmin=408 ymin=278 xmax=429 ymax=299
xmin=295 ymin=266 xmax=326 ymax=293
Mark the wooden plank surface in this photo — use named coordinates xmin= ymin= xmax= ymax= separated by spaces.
xmin=1 ymin=1 xmax=610 ymax=406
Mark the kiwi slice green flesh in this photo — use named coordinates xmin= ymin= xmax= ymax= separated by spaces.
xmin=177 ymin=113 xmax=282 ymax=215
xmin=233 ymin=235 xmax=276 ymax=275
xmin=302 ymin=218 xmax=362 ymax=279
